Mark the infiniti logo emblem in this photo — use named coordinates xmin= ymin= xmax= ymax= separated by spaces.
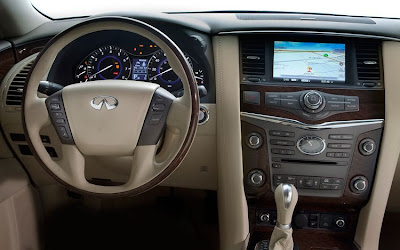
xmin=90 ymin=96 xmax=118 ymax=110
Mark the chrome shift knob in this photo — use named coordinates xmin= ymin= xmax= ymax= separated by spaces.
xmin=274 ymin=183 xmax=298 ymax=229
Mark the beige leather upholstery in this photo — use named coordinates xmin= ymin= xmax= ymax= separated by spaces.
xmin=0 ymin=158 xmax=43 ymax=250
xmin=269 ymin=227 xmax=294 ymax=250
xmin=354 ymin=41 xmax=400 ymax=250
xmin=213 ymin=35 xmax=249 ymax=250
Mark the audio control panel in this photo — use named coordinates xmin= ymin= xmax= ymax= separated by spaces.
xmin=264 ymin=90 xmax=359 ymax=121
xmin=242 ymin=111 xmax=383 ymax=198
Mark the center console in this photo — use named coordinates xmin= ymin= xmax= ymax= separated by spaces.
xmin=240 ymin=34 xmax=385 ymax=250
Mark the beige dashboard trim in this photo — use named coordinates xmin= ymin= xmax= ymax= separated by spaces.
xmin=214 ymin=35 xmax=249 ymax=250
xmin=354 ymin=41 xmax=400 ymax=250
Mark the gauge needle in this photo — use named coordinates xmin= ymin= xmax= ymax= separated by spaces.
xmin=76 ymin=71 xmax=86 ymax=78
xmin=88 ymin=64 xmax=113 ymax=79
xmin=308 ymin=141 xmax=313 ymax=147
xmin=195 ymin=76 xmax=204 ymax=80
xmin=149 ymin=67 xmax=173 ymax=80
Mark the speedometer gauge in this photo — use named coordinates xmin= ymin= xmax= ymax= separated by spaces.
xmin=75 ymin=45 xmax=132 ymax=82
xmin=147 ymin=50 xmax=189 ymax=92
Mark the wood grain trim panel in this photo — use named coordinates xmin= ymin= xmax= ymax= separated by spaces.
xmin=0 ymin=48 xmax=15 ymax=81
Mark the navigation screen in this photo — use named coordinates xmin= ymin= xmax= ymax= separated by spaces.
xmin=273 ymin=41 xmax=345 ymax=83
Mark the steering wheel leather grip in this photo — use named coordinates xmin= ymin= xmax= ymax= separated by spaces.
xmin=22 ymin=17 xmax=199 ymax=196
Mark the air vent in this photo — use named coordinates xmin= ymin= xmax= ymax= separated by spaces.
xmin=242 ymin=40 xmax=265 ymax=75
xmin=6 ymin=60 xmax=34 ymax=106
xmin=356 ymin=42 xmax=381 ymax=81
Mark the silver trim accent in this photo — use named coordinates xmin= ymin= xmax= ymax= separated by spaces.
xmin=304 ymin=90 xmax=323 ymax=110
xmin=276 ymin=222 xmax=292 ymax=230
xmin=198 ymin=105 xmax=210 ymax=125
xmin=282 ymin=183 xmax=293 ymax=209
xmin=241 ymin=112 xmax=384 ymax=130
xmin=296 ymin=135 xmax=326 ymax=156
xmin=218 ymin=30 xmax=400 ymax=41
xmin=90 ymin=96 xmax=118 ymax=111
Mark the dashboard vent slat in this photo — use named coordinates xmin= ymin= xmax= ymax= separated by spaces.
xmin=6 ymin=61 xmax=34 ymax=106
xmin=241 ymin=40 xmax=266 ymax=75
xmin=356 ymin=42 xmax=381 ymax=81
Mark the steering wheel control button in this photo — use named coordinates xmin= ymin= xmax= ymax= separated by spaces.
xmin=198 ymin=105 xmax=209 ymax=125
xmin=248 ymin=170 xmax=266 ymax=187
xmin=45 ymin=91 xmax=75 ymax=145
xmin=152 ymin=103 xmax=165 ymax=111
xmin=137 ymin=88 xmax=175 ymax=146
xmin=359 ymin=138 xmax=376 ymax=156
xmin=50 ymin=103 xmax=61 ymax=110
xmin=59 ymin=127 xmax=69 ymax=138
xmin=149 ymin=114 xmax=162 ymax=125
xmin=246 ymin=132 xmax=262 ymax=149
xmin=350 ymin=176 xmax=368 ymax=194
xmin=243 ymin=91 xmax=260 ymax=105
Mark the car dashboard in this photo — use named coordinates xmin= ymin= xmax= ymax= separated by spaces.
xmin=1 ymin=11 xmax=400 ymax=250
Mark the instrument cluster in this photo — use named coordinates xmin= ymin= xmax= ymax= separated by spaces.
xmin=74 ymin=41 xmax=206 ymax=96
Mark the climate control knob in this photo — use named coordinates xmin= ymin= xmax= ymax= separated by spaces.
xmin=304 ymin=91 xmax=324 ymax=110
xmin=350 ymin=176 xmax=368 ymax=194
xmin=248 ymin=170 xmax=266 ymax=187
xmin=359 ymin=138 xmax=376 ymax=156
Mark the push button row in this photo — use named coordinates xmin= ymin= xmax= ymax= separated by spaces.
xmin=273 ymin=175 xmax=344 ymax=191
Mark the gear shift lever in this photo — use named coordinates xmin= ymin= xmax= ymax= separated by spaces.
xmin=268 ymin=183 xmax=298 ymax=250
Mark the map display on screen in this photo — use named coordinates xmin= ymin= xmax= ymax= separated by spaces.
xmin=273 ymin=41 xmax=345 ymax=83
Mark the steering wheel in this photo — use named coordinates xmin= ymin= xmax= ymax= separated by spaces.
xmin=22 ymin=17 xmax=199 ymax=196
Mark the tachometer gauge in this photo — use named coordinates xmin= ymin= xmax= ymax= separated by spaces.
xmin=75 ymin=45 xmax=132 ymax=82
xmin=147 ymin=50 xmax=192 ymax=92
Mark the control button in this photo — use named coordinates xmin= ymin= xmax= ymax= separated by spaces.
xmin=198 ymin=106 xmax=209 ymax=125
xmin=326 ymin=95 xmax=344 ymax=102
xmin=40 ymin=135 xmax=51 ymax=143
xmin=340 ymin=143 xmax=352 ymax=149
xmin=363 ymin=82 xmax=376 ymax=87
xmin=155 ymin=96 xmax=165 ymax=102
xmin=345 ymin=96 xmax=359 ymax=111
xmin=332 ymin=178 xmax=344 ymax=185
xmin=274 ymin=175 xmax=284 ymax=182
xmin=326 ymin=152 xmax=335 ymax=158
xmin=303 ymin=91 xmax=324 ymax=110
xmin=50 ymin=103 xmax=61 ymax=110
xmin=271 ymin=149 xmax=280 ymax=154
xmin=152 ymin=103 xmax=165 ymax=111
xmin=297 ymin=178 xmax=304 ymax=188
xmin=285 ymin=149 xmax=295 ymax=155
xmin=272 ymin=163 xmax=281 ymax=169
xmin=265 ymin=93 xmax=281 ymax=107
xmin=320 ymin=184 xmax=330 ymax=190
xmin=309 ymin=214 xmax=318 ymax=221
xmin=247 ymin=133 xmax=262 ymax=149
xmin=350 ymin=176 xmax=368 ymax=194
xmin=243 ymin=91 xmax=260 ymax=105
xmin=328 ymin=143 xmax=340 ymax=149
xmin=270 ymin=139 xmax=295 ymax=146
xmin=259 ymin=213 xmax=270 ymax=222
xmin=320 ymin=214 xmax=333 ymax=229
xmin=58 ymin=126 xmax=69 ymax=138
xmin=269 ymin=130 xmax=294 ymax=137
xmin=305 ymin=179 xmax=314 ymax=188
xmin=286 ymin=176 xmax=297 ymax=184
xmin=53 ymin=112 xmax=64 ymax=118
xmin=325 ymin=102 xmax=345 ymax=111
xmin=281 ymin=93 xmax=298 ymax=99
xmin=271 ymin=149 xmax=294 ymax=155
xmin=334 ymin=152 xmax=343 ymax=158
xmin=55 ymin=118 xmax=65 ymax=124
xmin=329 ymin=134 xmax=354 ymax=140
xmin=321 ymin=177 xmax=332 ymax=184
xmin=250 ymin=173 xmax=264 ymax=187
xmin=335 ymin=218 xmax=346 ymax=228
xmin=281 ymin=99 xmax=301 ymax=109
xmin=294 ymin=214 xmax=309 ymax=228
xmin=330 ymin=184 xmax=342 ymax=190
xmin=313 ymin=177 xmax=320 ymax=188
xmin=359 ymin=138 xmax=376 ymax=156
xmin=309 ymin=221 xmax=318 ymax=228
xmin=149 ymin=114 xmax=163 ymax=125
xmin=248 ymin=77 xmax=261 ymax=82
